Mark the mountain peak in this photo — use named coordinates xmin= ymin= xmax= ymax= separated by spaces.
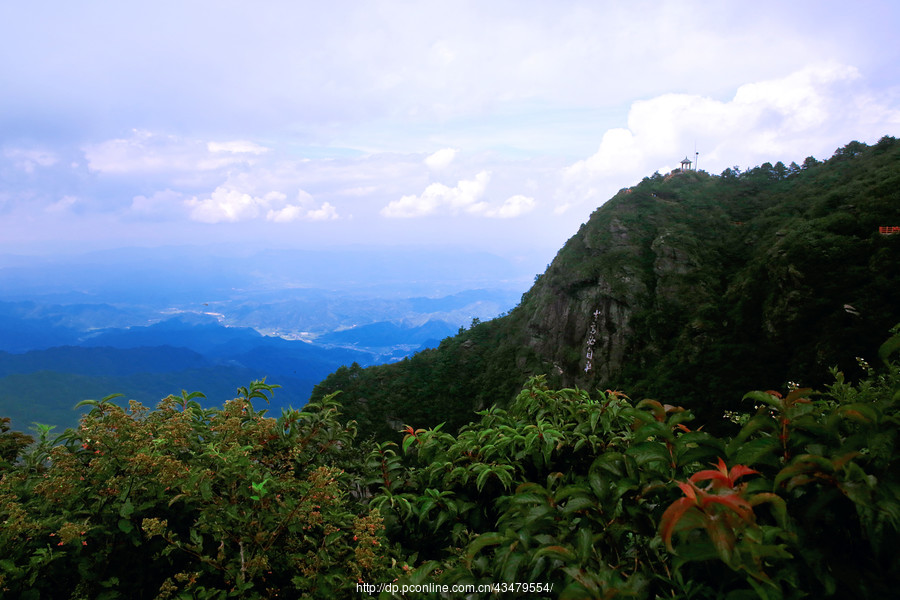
xmin=313 ymin=137 xmax=900 ymax=439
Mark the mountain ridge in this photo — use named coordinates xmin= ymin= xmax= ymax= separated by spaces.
xmin=312 ymin=136 xmax=900 ymax=439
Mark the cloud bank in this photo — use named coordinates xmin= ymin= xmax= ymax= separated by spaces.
xmin=556 ymin=62 xmax=900 ymax=212
xmin=381 ymin=171 xmax=534 ymax=219
xmin=1 ymin=1 xmax=898 ymax=254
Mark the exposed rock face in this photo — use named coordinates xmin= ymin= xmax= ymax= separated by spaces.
xmin=524 ymin=280 xmax=638 ymax=385
xmin=518 ymin=185 xmax=714 ymax=389
xmin=520 ymin=212 xmax=656 ymax=387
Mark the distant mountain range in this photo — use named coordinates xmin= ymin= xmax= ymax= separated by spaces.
xmin=0 ymin=246 xmax=539 ymax=431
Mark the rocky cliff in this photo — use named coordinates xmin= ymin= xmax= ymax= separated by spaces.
xmin=313 ymin=137 xmax=900 ymax=439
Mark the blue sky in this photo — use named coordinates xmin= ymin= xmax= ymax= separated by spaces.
xmin=2 ymin=0 xmax=898 ymax=263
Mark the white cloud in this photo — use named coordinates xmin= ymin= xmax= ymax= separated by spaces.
xmin=130 ymin=189 xmax=187 ymax=218
xmin=485 ymin=194 xmax=535 ymax=219
xmin=381 ymin=172 xmax=535 ymax=219
xmin=4 ymin=148 xmax=58 ymax=174
xmin=304 ymin=202 xmax=339 ymax=221
xmin=266 ymin=197 xmax=338 ymax=223
xmin=84 ymin=130 xmax=262 ymax=174
xmin=5 ymin=1 xmax=900 ymax=255
xmin=382 ymin=171 xmax=491 ymax=218
xmin=424 ymin=147 xmax=457 ymax=169
xmin=557 ymin=62 xmax=900 ymax=212
xmin=266 ymin=205 xmax=304 ymax=223
xmin=186 ymin=186 xmax=262 ymax=223
xmin=207 ymin=140 xmax=269 ymax=154
xmin=340 ymin=185 xmax=378 ymax=196
xmin=185 ymin=184 xmax=339 ymax=224
xmin=45 ymin=195 xmax=77 ymax=213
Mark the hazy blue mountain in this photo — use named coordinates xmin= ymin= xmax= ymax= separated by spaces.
xmin=79 ymin=317 xmax=267 ymax=354
xmin=0 ymin=346 xmax=210 ymax=377
xmin=0 ymin=245 xmax=538 ymax=431
xmin=1 ymin=368 xmax=315 ymax=432
xmin=0 ymin=304 xmax=82 ymax=352
xmin=316 ymin=319 xmax=458 ymax=348
xmin=0 ymin=245 xmax=540 ymax=305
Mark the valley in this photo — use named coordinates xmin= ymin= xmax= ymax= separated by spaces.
xmin=0 ymin=246 xmax=539 ymax=430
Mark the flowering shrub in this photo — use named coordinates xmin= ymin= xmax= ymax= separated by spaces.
xmin=0 ymin=382 xmax=401 ymax=598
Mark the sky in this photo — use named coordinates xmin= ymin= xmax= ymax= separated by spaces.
xmin=1 ymin=0 xmax=899 ymax=265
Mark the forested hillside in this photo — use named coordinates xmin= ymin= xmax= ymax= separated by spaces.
xmin=313 ymin=137 xmax=900 ymax=440
xmin=2 ymin=330 xmax=898 ymax=598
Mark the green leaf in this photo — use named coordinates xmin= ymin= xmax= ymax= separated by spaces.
xmin=463 ymin=532 xmax=506 ymax=566
xmin=118 ymin=499 xmax=134 ymax=519
xmin=836 ymin=402 xmax=879 ymax=424
xmin=402 ymin=434 xmax=418 ymax=454
xmin=561 ymin=496 xmax=594 ymax=515
xmin=475 ymin=466 xmax=493 ymax=492
xmin=633 ymin=420 xmax=673 ymax=442
xmin=199 ymin=481 xmax=212 ymax=501
xmin=554 ymin=484 xmax=590 ymax=502
xmin=576 ymin=527 xmax=593 ymax=563
xmin=877 ymin=333 xmax=900 ymax=363
xmin=417 ymin=498 xmax=436 ymax=522
xmin=117 ymin=519 xmax=134 ymax=534
xmin=189 ymin=527 xmax=202 ymax=547
xmin=774 ymin=454 xmax=835 ymax=488
xmin=591 ymin=452 xmax=624 ymax=476
xmin=671 ymin=540 xmax=720 ymax=563
xmin=730 ymin=414 xmax=777 ymax=450
xmin=495 ymin=466 xmax=514 ymax=490
xmin=587 ymin=470 xmax=605 ymax=499
xmin=748 ymin=493 xmax=789 ymax=529
xmin=731 ymin=437 xmax=781 ymax=467
xmin=501 ymin=552 xmax=526 ymax=581
xmin=532 ymin=544 xmax=576 ymax=563
xmin=743 ymin=390 xmax=784 ymax=411
xmin=447 ymin=465 xmax=471 ymax=485
xmin=626 ymin=441 xmax=671 ymax=467
xmin=0 ymin=559 xmax=21 ymax=574
xmin=590 ymin=408 xmax=602 ymax=432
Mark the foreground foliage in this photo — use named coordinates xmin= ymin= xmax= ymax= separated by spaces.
xmin=0 ymin=382 xmax=400 ymax=599
xmin=1 ymin=329 xmax=899 ymax=598
xmin=370 ymin=328 xmax=900 ymax=598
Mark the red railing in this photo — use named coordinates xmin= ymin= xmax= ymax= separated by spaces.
xmin=879 ymin=226 xmax=900 ymax=235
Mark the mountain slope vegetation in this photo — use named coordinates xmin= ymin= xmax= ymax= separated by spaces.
xmin=2 ymin=328 xmax=898 ymax=598
xmin=313 ymin=137 xmax=900 ymax=440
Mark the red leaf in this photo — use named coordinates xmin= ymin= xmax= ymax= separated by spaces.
xmin=660 ymin=497 xmax=697 ymax=551
xmin=700 ymin=493 xmax=754 ymax=522
xmin=691 ymin=458 xmax=758 ymax=490
xmin=690 ymin=457 xmax=731 ymax=489
xmin=676 ymin=480 xmax=699 ymax=502
xmin=727 ymin=463 xmax=759 ymax=484
xmin=690 ymin=469 xmax=733 ymax=489
xmin=705 ymin=518 xmax=737 ymax=563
